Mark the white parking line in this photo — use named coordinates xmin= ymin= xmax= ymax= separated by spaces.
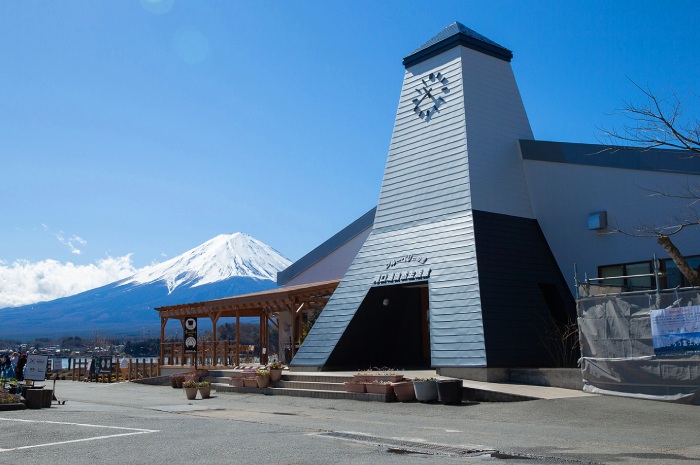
xmin=0 ymin=417 xmax=159 ymax=451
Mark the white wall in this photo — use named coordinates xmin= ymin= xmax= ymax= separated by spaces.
xmin=524 ymin=158 xmax=700 ymax=295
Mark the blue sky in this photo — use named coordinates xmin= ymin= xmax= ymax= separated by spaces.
xmin=1 ymin=0 xmax=699 ymax=306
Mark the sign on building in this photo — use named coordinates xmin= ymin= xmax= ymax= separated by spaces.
xmin=650 ymin=306 xmax=700 ymax=356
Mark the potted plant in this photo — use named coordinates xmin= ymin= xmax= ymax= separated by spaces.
xmin=391 ymin=378 xmax=415 ymax=402
xmin=170 ymin=374 xmax=185 ymax=389
xmin=7 ymin=379 xmax=19 ymax=395
xmin=183 ymin=372 xmax=199 ymax=383
xmin=197 ymin=380 xmax=212 ymax=399
xmin=268 ymin=360 xmax=284 ymax=382
xmin=413 ymin=377 xmax=438 ymax=402
xmin=183 ymin=380 xmax=198 ymax=400
xmin=255 ymin=368 xmax=270 ymax=388
xmin=353 ymin=368 xmax=404 ymax=383
xmin=242 ymin=370 xmax=258 ymax=388
xmin=344 ymin=378 xmax=366 ymax=393
xmin=436 ymin=378 xmax=463 ymax=405
xmin=364 ymin=380 xmax=394 ymax=395
xmin=229 ymin=375 xmax=245 ymax=388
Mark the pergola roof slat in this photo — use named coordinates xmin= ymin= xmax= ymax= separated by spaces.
xmin=155 ymin=279 xmax=340 ymax=320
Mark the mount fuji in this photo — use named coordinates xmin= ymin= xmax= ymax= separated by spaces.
xmin=0 ymin=233 xmax=291 ymax=339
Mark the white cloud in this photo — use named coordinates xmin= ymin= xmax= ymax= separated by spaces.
xmin=55 ymin=232 xmax=86 ymax=255
xmin=0 ymin=255 xmax=138 ymax=308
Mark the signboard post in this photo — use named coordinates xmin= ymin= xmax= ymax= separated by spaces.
xmin=184 ymin=317 xmax=198 ymax=369
xmin=24 ymin=354 xmax=49 ymax=382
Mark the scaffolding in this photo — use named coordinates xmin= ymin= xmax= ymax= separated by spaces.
xmin=575 ymin=256 xmax=700 ymax=403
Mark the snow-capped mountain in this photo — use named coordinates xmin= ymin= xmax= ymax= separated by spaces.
xmin=122 ymin=233 xmax=291 ymax=292
xmin=0 ymin=233 xmax=292 ymax=339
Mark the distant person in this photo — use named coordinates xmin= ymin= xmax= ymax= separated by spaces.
xmin=2 ymin=355 xmax=13 ymax=379
xmin=16 ymin=354 xmax=27 ymax=381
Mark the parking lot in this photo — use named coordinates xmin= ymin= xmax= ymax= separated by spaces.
xmin=1 ymin=380 xmax=699 ymax=464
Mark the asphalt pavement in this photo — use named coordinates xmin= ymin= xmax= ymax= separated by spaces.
xmin=0 ymin=380 xmax=698 ymax=464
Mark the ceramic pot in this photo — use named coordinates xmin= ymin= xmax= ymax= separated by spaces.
xmin=413 ymin=380 xmax=438 ymax=402
xmin=198 ymin=385 xmax=211 ymax=399
xmin=391 ymin=381 xmax=416 ymax=402
xmin=184 ymin=387 xmax=198 ymax=400
xmin=269 ymin=369 xmax=282 ymax=382
xmin=256 ymin=374 xmax=270 ymax=388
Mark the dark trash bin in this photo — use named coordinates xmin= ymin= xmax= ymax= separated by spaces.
xmin=437 ymin=379 xmax=463 ymax=405
xmin=24 ymin=388 xmax=43 ymax=409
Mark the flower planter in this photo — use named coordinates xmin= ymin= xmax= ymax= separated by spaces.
xmin=353 ymin=374 xmax=404 ymax=383
xmin=413 ymin=380 xmax=438 ymax=402
xmin=184 ymin=387 xmax=198 ymax=400
xmin=198 ymin=385 xmax=211 ymax=399
xmin=184 ymin=373 xmax=199 ymax=383
xmin=269 ymin=369 xmax=282 ymax=383
xmin=243 ymin=378 xmax=258 ymax=388
xmin=229 ymin=377 xmax=245 ymax=388
xmin=365 ymin=383 xmax=394 ymax=394
xmin=344 ymin=382 xmax=366 ymax=393
xmin=391 ymin=381 xmax=416 ymax=402
xmin=436 ymin=379 xmax=463 ymax=405
xmin=256 ymin=374 xmax=270 ymax=388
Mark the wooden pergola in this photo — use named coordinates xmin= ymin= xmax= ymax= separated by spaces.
xmin=155 ymin=279 xmax=340 ymax=367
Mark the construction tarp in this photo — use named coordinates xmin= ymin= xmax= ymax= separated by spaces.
xmin=577 ymin=290 xmax=700 ymax=403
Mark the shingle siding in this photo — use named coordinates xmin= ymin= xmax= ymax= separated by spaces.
xmin=291 ymin=27 xmax=545 ymax=369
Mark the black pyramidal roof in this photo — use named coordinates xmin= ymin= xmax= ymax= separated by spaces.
xmin=403 ymin=22 xmax=513 ymax=68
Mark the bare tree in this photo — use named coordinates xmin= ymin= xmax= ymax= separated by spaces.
xmin=601 ymin=82 xmax=700 ymax=286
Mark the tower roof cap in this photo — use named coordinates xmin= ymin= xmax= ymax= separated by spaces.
xmin=403 ymin=22 xmax=512 ymax=68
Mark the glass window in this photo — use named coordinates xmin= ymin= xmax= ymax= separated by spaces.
xmin=598 ymin=261 xmax=653 ymax=291
xmin=664 ymin=256 xmax=700 ymax=288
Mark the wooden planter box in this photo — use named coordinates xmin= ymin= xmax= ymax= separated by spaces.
xmin=344 ymin=382 xmax=366 ymax=393
xmin=243 ymin=378 xmax=258 ymax=388
xmin=229 ymin=377 xmax=244 ymax=388
xmin=353 ymin=374 xmax=404 ymax=383
xmin=391 ymin=381 xmax=416 ymax=402
xmin=364 ymin=383 xmax=394 ymax=394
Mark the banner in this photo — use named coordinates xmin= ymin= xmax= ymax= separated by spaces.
xmin=650 ymin=306 xmax=700 ymax=356
xmin=184 ymin=317 xmax=197 ymax=354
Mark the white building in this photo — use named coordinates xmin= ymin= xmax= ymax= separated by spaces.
xmin=279 ymin=22 xmax=700 ymax=379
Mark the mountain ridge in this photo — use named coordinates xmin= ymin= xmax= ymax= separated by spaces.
xmin=0 ymin=233 xmax=291 ymax=339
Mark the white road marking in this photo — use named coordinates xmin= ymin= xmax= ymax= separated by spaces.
xmin=0 ymin=417 xmax=159 ymax=451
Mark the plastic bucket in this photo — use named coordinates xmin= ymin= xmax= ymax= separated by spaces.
xmin=437 ymin=379 xmax=463 ymax=405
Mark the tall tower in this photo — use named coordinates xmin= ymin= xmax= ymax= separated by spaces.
xmin=291 ymin=23 xmax=573 ymax=373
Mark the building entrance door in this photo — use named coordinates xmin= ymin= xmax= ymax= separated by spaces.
xmin=325 ymin=282 xmax=430 ymax=369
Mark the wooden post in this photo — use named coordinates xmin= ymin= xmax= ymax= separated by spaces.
xmin=179 ymin=319 xmax=186 ymax=367
xmin=210 ymin=311 xmax=220 ymax=367
xmin=258 ymin=314 xmax=264 ymax=365
xmin=235 ymin=308 xmax=240 ymax=366
xmin=160 ymin=317 xmax=167 ymax=366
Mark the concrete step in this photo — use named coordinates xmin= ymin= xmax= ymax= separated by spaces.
xmin=213 ymin=383 xmax=393 ymax=402
xmin=275 ymin=380 xmax=346 ymax=392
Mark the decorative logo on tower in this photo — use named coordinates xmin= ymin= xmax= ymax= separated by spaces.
xmin=373 ymin=254 xmax=431 ymax=285
xmin=412 ymin=71 xmax=449 ymax=121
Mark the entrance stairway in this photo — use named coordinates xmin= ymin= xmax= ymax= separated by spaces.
xmin=208 ymin=370 xmax=395 ymax=402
